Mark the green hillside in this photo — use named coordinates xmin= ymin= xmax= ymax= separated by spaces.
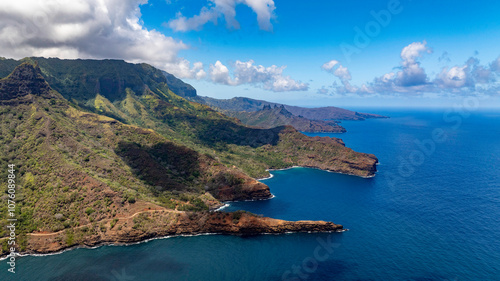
xmin=0 ymin=59 xmax=377 ymax=254
xmin=226 ymin=104 xmax=346 ymax=133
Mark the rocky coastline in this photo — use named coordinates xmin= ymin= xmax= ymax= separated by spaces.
xmin=0 ymin=62 xmax=376 ymax=259
xmin=4 ymin=210 xmax=342 ymax=258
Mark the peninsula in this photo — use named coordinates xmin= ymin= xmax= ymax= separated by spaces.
xmin=0 ymin=58 xmax=377 ymax=256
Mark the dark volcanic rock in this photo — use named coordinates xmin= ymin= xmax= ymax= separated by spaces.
xmin=208 ymin=171 xmax=272 ymax=201
xmin=0 ymin=63 xmax=54 ymax=102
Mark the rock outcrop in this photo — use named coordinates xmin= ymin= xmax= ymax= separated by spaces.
xmin=20 ymin=210 xmax=342 ymax=256
xmin=0 ymin=63 xmax=55 ymax=103
xmin=0 ymin=60 xmax=373 ymax=259
xmin=271 ymin=126 xmax=378 ymax=177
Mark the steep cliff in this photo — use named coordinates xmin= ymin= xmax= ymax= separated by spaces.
xmin=0 ymin=61 xmax=375 ymax=257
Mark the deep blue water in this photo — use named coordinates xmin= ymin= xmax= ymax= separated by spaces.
xmin=3 ymin=108 xmax=500 ymax=280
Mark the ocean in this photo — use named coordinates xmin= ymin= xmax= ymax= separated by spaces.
xmin=3 ymin=108 xmax=500 ymax=280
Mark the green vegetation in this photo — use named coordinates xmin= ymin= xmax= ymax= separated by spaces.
xmin=0 ymin=60 xmax=377 ymax=251
xmin=196 ymin=96 xmax=386 ymax=121
xmin=225 ymin=104 xmax=346 ymax=133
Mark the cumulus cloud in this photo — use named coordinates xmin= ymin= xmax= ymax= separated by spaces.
xmin=210 ymin=60 xmax=238 ymax=85
xmin=209 ymin=60 xmax=308 ymax=92
xmin=400 ymin=41 xmax=431 ymax=66
xmin=321 ymin=60 xmax=358 ymax=93
xmin=334 ymin=41 xmax=433 ymax=95
xmin=0 ymin=0 xmax=204 ymax=79
xmin=168 ymin=0 xmax=276 ymax=32
xmin=355 ymin=41 xmax=434 ymax=94
xmin=320 ymin=41 xmax=500 ymax=96
xmin=434 ymin=57 xmax=495 ymax=90
xmin=394 ymin=41 xmax=432 ymax=87
xmin=170 ymin=59 xmax=207 ymax=80
xmin=435 ymin=65 xmax=469 ymax=88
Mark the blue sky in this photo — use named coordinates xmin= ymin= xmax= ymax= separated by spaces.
xmin=1 ymin=0 xmax=500 ymax=107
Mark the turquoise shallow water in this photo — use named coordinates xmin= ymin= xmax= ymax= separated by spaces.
xmin=2 ymin=108 xmax=500 ymax=280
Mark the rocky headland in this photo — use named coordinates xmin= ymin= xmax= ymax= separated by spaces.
xmin=0 ymin=60 xmax=375 ymax=258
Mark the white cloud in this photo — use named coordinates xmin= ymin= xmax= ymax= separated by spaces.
xmin=209 ymin=60 xmax=308 ymax=92
xmin=242 ymin=0 xmax=275 ymax=31
xmin=434 ymin=57 xmax=495 ymax=90
xmin=210 ymin=60 xmax=238 ymax=85
xmin=320 ymin=41 xmax=500 ymax=96
xmin=436 ymin=65 xmax=469 ymax=88
xmin=0 ymin=0 xmax=203 ymax=79
xmin=382 ymin=72 xmax=395 ymax=83
xmin=364 ymin=41 xmax=433 ymax=94
xmin=400 ymin=41 xmax=431 ymax=67
xmin=269 ymin=75 xmax=308 ymax=92
xmin=167 ymin=7 xmax=218 ymax=32
xmin=168 ymin=0 xmax=276 ymax=32
xmin=321 ymin=60 xmax=357 ymax=94
xmin=333 ymin=65 xmax=352 ymax=81
xmin=394 ymin=41 xmax=432 ymax=87
xmin=167 ymin=59 xmax=207 ymax=80
xmin=321 ymin=60 xmax=339 ymax=72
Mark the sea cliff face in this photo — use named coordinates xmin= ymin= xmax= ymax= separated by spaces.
xmin=210 ymin=180 xmax=272 ymax=202
xmin=19 ymin=210 xmax=342 ymax=256
xmin=271 ymin=127 xmax=378 ymax=178
xmin=0 ymin=60 xmax=373 ymax=258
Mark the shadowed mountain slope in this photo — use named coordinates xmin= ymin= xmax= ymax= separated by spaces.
xmin=0 ymin=61 xmax=377 ymax=256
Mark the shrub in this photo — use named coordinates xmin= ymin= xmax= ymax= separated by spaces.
xmin=110 ymin=218 xmax=119 ymax=229
xmin=85 ymin=207 xmax=95 ymax=215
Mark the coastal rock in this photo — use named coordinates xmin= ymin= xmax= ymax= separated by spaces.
xmin=0 ymin=59 xmax=374 ymax=259
xmin=207 ymin=171 xmax=272 ymax=201
xmin=17 ymin=210 xmax=342 ymax=256
xmin=270 ymin=126 xmax=378 ymax=178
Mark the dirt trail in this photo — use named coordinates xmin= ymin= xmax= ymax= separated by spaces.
xmin=28 ymin=208 xmax=182 ymax=237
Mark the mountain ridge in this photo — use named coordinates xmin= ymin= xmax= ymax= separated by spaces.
xmin=226 ymin=104 xmax=346 ymax=133
xmin=196 ymin=96 xmax=388 ymax=121
xmin=0 ymin=59 xmax=376 ymax=256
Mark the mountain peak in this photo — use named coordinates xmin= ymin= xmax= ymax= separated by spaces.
xmin=276 ymin=105 xmax=292 ymax=117
xmin=0 ymin=62 xmax=53 ymax=101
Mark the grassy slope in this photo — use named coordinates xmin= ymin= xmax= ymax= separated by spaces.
xmin=0 ymin=64 xmax=267 ymax=251
xmin=0 ymin=60 xmax=378 ymax=253
xmin=0 ymin=58 xmax=377 ymax=178
xmin=225 ymin=105 xmax=346 ymax=133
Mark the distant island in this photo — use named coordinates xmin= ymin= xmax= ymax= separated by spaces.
xmin=0 ymin=58 xmax=377 ymax=257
